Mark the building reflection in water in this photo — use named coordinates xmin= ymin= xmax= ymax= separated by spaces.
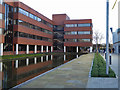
xmin=0 ymin=53 xmax=82 ymax=89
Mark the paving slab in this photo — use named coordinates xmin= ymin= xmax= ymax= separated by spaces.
xmin=19 ymin=53 xmax=94 ymax=88
xmin=87 ymin=77 xmax=118 ymax=88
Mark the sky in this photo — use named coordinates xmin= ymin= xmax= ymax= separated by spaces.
xmin=19 ymin=0 xmax=119 ymax=44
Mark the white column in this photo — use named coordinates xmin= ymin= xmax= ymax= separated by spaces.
xmin=77 ymin=46 xmax=78 ymax=53
xmin=0 ymin=43 xmax=3 ymax=56
xmin=51 ymin=46 xmax=53 ymax=52
xmin=26 ymin=45 xmax=29 ymax=54
xmin=46 ymin=55 xmax=48 ymax=61
xmin=64 ymin=55 xmax=66 ymax=61
xmin=76 ymin=55 xmax=78 ymax=58
xmin=15 ymin=60 xmax=18 ymax=68
xmin=46 ymin=46 xmax=48 ymax=52
xmin=26 ymin=58 xmax=29 ymax=66
xmin=41 ymin=45 xmax=43 ymax=53
xmin=0 ymin=62 xmax=2 ymax=72
xmin=34 ymin=57 xmax=37 ymax=64
xmin=90 ymin=47 xmax=93 ymax=53
xmin=64 ymin=46 xmax=66 ymax=52
xmin=51 ymin=55 xmax=53 ymax=60
xmin=16 ymin=44 xmax=18 ymax=55
xmin=34 ymin=45 xmax=37 ymax=53
xmin=41 ymin=56 xmax=43 ymax=62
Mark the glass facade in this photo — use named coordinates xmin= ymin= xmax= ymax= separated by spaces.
xmin=65 ymin=24 xmax=77 ymax=27
xmin=14 ymin=20 xmax=52 ymax=34
xmin=65 ymin=39 xmax=91 ymax=42
xmin=19 ymin=8 xmax=29 ymax=16
xmin=78 ymin=39 xmax=91 ymax=42
xmin=78 ymin=23 xmax=91 ymax=27
xmin=78 ymin=31 xmax=90 ymax=34
xmin=65 ymin=31 xmax=91 ymax=35
xmin=65 ymin=23 xmax=91 ymax=27
xmin=14 ymin=31 xmax=52 ymax=42
xmin=65 ymin=31 xmax=77 ymax=35
xmin=4 ymin=3 xmax=14 ymax=51
xmin=14 ymin=7 xmax=52 ymax=28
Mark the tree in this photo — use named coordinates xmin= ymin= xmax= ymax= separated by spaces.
xmin=93 ymin=30 xmax=104 ymax=52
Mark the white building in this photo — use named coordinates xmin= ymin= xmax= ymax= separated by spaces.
xmin=113 ymin=1 xmax=120 ymax=54
xmin=113 ymin=29 xmax=120 ymax=54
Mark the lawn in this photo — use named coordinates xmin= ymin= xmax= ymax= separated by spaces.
xmin=91 ymin=53 xmax=116 ymax=77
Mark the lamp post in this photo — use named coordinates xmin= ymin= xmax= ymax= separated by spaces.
xmin=106 ymin=0 xmax=109 ymax=75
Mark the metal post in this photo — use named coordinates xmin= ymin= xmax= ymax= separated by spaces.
xmin=106 ymin=0 xmax=109 ymax=75
xmin=109 ymin=53 xmax=112 ymax=65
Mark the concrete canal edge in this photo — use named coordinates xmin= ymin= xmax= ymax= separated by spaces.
xmin=11 ymin=54 xmax=82 ymax=89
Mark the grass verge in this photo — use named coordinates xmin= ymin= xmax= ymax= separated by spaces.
xmin=0 ymin=53 xmax=45 ymax=60
xmin=91 ymin=53 xmax=116 ymax=77
xmin=0 ymin=52 xmax=71 ymax=60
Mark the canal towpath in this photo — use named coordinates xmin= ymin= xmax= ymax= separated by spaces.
xmin=17 ymin=53 xmax=94 ymax=88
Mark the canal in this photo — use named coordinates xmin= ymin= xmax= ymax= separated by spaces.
xmin=0 ymin=53 xmax=84 ymax=89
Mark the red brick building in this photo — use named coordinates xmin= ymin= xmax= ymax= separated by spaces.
xmin=0 ymin=0 xmax=93 ymax=56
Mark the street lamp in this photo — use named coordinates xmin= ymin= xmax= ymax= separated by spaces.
xmin=106 ymin=0 xmax=109 ymax=75
xmin=106 ymin=0 xmax=117 ymax=75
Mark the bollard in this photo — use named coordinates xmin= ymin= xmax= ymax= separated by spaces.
xmin=109 ymin=53 xmax=112 ymax=65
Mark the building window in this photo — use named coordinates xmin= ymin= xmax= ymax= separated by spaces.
xmin=65 ymin=31 xmax=77 ymax=35
xmin=37 ymin=17 xmax=41 ymax=22
xmin=0 ymin=13 xmax=2 ymax=19
xmin=65 ymin=39 xmax=77 ymax=42
xmin=71 ymin=31 xmax=77 ymax=35
xmin=17 ymin=19 xmax=52 ymax=35
xmin=0 ymin=28 xmax=3 ymax=35
xmin=0 ymin=13 xmax=4 ymax=19
xmin=14 ymin=7 xmax=18 ymax=13
xmin=78 ymin=23 xmax=91 ymax=27
xmin=29 ymin=13 xmax=34 ymax=19
xmin=15 ymin=31 xmax=52 ymax=42
xmin=18 ymin=8 xmax=52 ymax=28
xmin=0 ymin=0 xmax=3 ymax=4
xmin=19 ymin=8 xmax=29 ymax=16
xmin=78 ymin=39 xmax=90 ymax=42
xmin=65 ymin=24 xmax=77 ymax=27
xmin=78 ymin=31 xmax=90 ymax=34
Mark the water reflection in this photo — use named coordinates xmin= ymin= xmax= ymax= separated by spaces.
xmin=0 ymin=53 xmax=83 ymax=89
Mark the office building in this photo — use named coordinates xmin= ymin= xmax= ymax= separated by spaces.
xmin=0 ymin=0 xmax=93 ymax=56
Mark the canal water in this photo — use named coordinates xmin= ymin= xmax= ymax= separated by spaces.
xmin=0 ymin=53 xmax=83 ymax=89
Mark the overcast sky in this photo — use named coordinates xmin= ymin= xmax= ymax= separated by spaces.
xmin=19 ymin=0 xmax=119 ymax=44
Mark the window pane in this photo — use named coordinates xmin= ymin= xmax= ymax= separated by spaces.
xmin=0 ymin=28 xmax=3 ymax=34
xmin=71 ymin=31 xmax=77 ymax=35
xmin=0 ymin=0 xmax=3 ymax=4
xmin=37 ymin=17 xmax=41 ymax=22
xmin=0 ymin=13 xmax=2 ymax=19
xmin=78 ymin=23 xmax=91 ymax=27
xmin=19 ymin=8 xmax=29 ymax=16
xmin=66 ymin=24 xmax=77 ymax=27
xmin=14 ymin=7 xmax=18 ymax=13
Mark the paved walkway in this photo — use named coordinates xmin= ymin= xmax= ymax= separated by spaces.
xmin=19 ymin=53 xmax=94 ymax=88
